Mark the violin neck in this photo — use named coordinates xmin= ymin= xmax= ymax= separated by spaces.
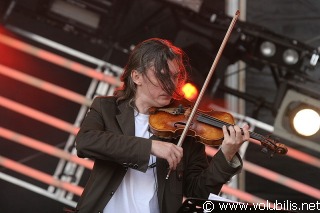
xmin=197 ymin=112 xmax=287 ymax=155
xmin=196 ymin=113 xmax=264 ymax=141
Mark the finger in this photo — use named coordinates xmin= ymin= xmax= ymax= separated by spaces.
xmin=167 ymin=156 xmax=173 ymax=170
xmin=234 ymin=125 xmax=243 ymax=141
xmin=168 ymin=144 xmax=182 ymax=158
xmin=234 ymin=125 xmax=241 ymax=133
xmin=242 ymin=123 xmax=250 ymax=130
xmin=173 ymin=146 xmax=183 ymax=160
xmin=245 ymin=125 xmax=250 ymax=140
xmin=222 ymin=125 xmax=229 ymax=137
xmin=170 ymin=153 xmax=178 ymax=170
xmin=241 ymin=124 xmax=250 ymax=141
xmin=173 ymin=150 xmax=181 ymax=169
xmin=228 ymin=125 xmax=236 ymax=138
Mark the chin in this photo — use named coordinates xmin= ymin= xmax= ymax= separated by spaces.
xmin=156 ymin=96 xmax=172 ymax=107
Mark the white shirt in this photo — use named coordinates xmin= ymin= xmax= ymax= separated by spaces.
xmin=104 ymin=111 xmax=159 ymax=213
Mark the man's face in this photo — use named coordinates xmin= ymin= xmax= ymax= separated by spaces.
xmin=135 ymin=59 xmax=180 ymax=109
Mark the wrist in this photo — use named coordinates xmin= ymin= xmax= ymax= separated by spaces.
xmin=220 ymin=147 xmax=234 ymax=162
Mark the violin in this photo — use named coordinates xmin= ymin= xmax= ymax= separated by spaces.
xmin=149 ymin=101 xmax=288 ymax=155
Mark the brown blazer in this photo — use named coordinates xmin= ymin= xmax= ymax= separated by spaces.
xmin=74 ymin=96 xmax=242 ymax=213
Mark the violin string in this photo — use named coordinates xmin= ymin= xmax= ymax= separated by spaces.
xmin=182 ymin=107 xmax=269 ymax=142
xmin=194 ymin=112 xmax=278 ymax=148
xmin=194 ymin=111 xmax=265 ymax=141
xmin=179 ymin=108 xmax=278 ymax=150
xmin=195 ymin=112 xmax=231 ymax=127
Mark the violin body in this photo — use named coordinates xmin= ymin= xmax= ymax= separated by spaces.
xmin=149 ymin=106 xmax=235 ymax=146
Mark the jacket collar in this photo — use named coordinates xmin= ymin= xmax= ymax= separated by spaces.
xmin=116 ymin=100 xmax=135 ymax=136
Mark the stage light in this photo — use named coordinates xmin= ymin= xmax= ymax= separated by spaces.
xmin=273 ymin=89 xmax=320 ymax=152
xmin=260 ymin=41 xmax=276 ymax=57
xmin=49 ymin=0 xmax=101 ymax=30
xmin=310 ymin=52 xmax=319 ymax=66
xmin=292 ymin=108 xmax=320 ymax=136
xmin=283 ymin=49 xmax=299 ymax=65
xmin=182 ymin=83 xmax=198 ymax=101
xmin=241 ymin=25 xmax=319 ymax=74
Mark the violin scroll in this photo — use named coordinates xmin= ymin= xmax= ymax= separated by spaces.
xmin=259 ymin=135 xmax=288 ymax=156
xmin=275 ymin=143 xmax=288 ymax=155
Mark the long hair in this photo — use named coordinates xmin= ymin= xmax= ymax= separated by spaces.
xmin=114 ymin=38 xmax=189 ymax=108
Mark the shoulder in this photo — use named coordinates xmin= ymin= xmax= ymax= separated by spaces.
xmin=93 ymin=96 xmax=117 ymax=103
xmin=91 ymin=96 xmax=130 ymax=112
xmin=89 ymin=96 xmax=117 ymax=112
xmin=91 ymin=96 xmax=117 ymax=106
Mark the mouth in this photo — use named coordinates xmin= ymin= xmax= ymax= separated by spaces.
xmin=160 ymin=94 xmax=171 ymax=99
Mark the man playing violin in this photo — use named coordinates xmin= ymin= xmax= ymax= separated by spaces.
xmin=74 ymin=38 xmax=250 ymax=213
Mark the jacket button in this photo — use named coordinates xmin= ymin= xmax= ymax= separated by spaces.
xmin=177 ymin=171 xmax=183 ymax=181
xmin=128 ymin=163 xmax=133 ymax=168
xmin=122 ymin=163 xmax=128 ymax=168
xmin=133 ymin=164 xmax=139 ymax=169
xmin=110 ymin=191 xmax=114 ymax=196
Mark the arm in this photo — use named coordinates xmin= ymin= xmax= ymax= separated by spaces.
xmin=183 ymin=124 xmax=249 ymax=198
xmin=183 ymin=139 xmax=242 ymax=198
xmin=75 ymin=97 xmax=151 ymax=172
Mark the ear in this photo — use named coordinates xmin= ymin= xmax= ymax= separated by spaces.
xmin=131 ymin=69 xmax=142 ymax=85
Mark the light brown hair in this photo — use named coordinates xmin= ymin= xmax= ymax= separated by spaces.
xmin=115 ymin=38 xmax=189 ymax=108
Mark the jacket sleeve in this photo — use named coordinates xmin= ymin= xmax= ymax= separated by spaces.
xmin=75 ymin=97 xmax=151 ymax=172
xmin=183 ymin=138 xmax=242 ymax=198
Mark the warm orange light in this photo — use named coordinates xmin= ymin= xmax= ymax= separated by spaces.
xmin=182 ymin=83 xmax=198 ymax=100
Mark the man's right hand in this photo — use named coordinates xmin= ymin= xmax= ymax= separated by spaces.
xmin=151 ymin=140 xmax=183 ymax=170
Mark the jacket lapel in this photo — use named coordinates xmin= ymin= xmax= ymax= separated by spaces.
xmin=116 ymin=100 xmax=135 ymax=136
xmin=148 ymin=135 xmax=168 ymax=212
xmin=156 ymin=157 xmax=168 ymax=212
xmin=116 ymin=101 xmax=168 ymax=210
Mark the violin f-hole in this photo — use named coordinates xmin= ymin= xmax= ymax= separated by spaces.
xmin=174 ymin=121 xmax=193 ymax=128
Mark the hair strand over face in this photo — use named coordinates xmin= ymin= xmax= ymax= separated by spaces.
xmin=114 ymin=38 xmax=189 ymax=109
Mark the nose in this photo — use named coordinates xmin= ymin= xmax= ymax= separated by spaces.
xmin=171 ymin=75 xmax=179 ymax=85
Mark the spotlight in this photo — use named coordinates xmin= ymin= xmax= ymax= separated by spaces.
xmin=283 ymin=49 xmax=299 ymax=65
xmin=310 ymin=52 xmax=319 ymax=66
xmin=291 ymin=105 xmax=320 ymax=137
xmin=260 ymin=41 xmax=276 ymax=57
xmin=182 ymin=83 xmax=198 ymax=101
xmin=274 ymin=89 xmax=320 ymax=152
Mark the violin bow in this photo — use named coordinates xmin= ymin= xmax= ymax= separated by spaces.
xmin=166 ymin=10 xmax=241 ymax=179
